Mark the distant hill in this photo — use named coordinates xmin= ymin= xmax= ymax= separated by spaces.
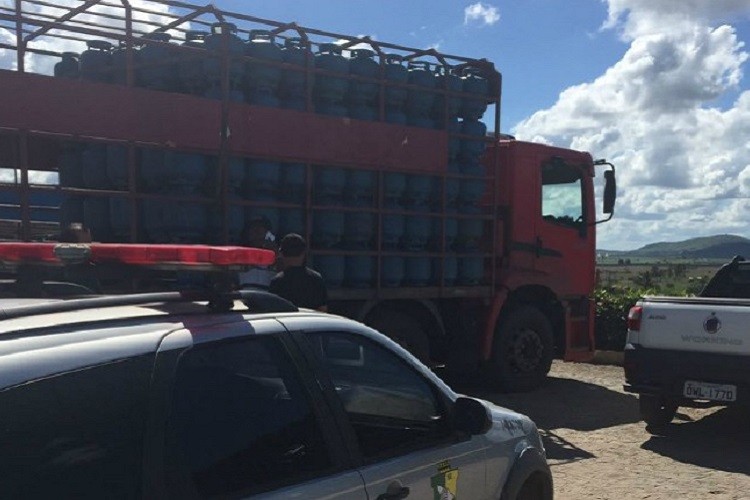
xmin=600 ymin=234 xmax=750 ymax=260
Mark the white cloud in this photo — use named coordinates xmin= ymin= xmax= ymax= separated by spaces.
xmin=0 ymin=0 xmax=187 ymax=75
xmin=464 ymin=3 xmax=500 ymax=27
xmin=513 ymin=0 xmax=750 ymax=250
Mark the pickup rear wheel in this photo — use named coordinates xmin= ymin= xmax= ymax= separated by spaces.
xmin=490 ymin=306 xmax=553 ymax=392
xmin=639 ymin=395 xmax=677 ymax=429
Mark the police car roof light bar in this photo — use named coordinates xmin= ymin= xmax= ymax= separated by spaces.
xmin=0 ymin=243 xmax=276 ymax=268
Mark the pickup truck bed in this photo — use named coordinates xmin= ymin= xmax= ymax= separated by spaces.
xmin=624 ymin=295 xmax=750 ymax=430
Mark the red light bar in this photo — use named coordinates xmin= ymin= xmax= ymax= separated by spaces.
xmin=0 ymin=243 xmax=276 ymax=268
xmin=0 ymin=243 xmax=59 ymax=263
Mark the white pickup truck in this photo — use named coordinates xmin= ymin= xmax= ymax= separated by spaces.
xmin=623 ymin=256 xmax=750 ymax=429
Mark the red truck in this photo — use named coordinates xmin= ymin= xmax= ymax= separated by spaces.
xmin=0 ymin=0 xmax=615 ymax=391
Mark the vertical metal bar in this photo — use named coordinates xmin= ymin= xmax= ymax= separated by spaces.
xmin=127 ymin=142 xmax=137 ymax=242
xmin=15 ymin=0 xmax=25 ymax=73
xmin=491 ymin=74 xmax=502 ymax=292
xmin=123 ymin=1 xmax=134 ymax=87
xmin=219 ymin=23 xmax=231 ymax=244
xmin=18 ymin=131 xmax=30 ymax=241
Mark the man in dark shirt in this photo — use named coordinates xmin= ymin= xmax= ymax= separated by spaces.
xmin=269 ymin=233 xmax=328 ymax=311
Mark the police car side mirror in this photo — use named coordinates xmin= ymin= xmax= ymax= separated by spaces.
xmin=453 ymin=397 xmax=492 ymax=435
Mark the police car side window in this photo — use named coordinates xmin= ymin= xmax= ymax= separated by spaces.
xmin=165 ymin=336 xmax=333 ymax=498
xmin=0 ymin=355 xmax=151 ymax=498
xmin=307 ymin=332 xmax=450 ymax=461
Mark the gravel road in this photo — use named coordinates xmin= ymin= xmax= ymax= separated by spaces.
xmin=467 ymin=361 xmax=750 ymax=500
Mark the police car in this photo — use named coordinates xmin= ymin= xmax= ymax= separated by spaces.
xmin=0 ymin=243 xmax=552 ymax=499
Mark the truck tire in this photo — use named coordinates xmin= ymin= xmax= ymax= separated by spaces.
xmin=490 ymin=306 xmax=553 ymax=392
xmin=639 ymin=394 xmax=677 ymax=429
xmin=366 ymin=310 xmax=431 ymax=364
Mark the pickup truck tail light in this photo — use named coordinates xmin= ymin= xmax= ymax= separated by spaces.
xmin=627 ymin=306 xmax=642 ymax=331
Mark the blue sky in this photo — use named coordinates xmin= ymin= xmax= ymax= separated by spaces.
xmin=1 ymin=0 xmax=749 ymax=250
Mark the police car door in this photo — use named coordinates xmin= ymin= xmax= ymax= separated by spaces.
xmin=147 ymin=319 xmax=367 ymax=499
xmin=285 ymin=321 xmax=490 ymax=500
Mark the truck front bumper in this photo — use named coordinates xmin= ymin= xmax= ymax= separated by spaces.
xmin=623 ymin=343 xmax=750 ymax=407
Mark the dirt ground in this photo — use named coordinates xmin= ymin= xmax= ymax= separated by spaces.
xmin=467 ymin=361 xmax=750 ymax=500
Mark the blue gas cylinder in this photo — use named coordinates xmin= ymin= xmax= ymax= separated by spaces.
xmin=208 ymin=204 xmax=244 ymax=244
xmin=110 ymin=42 xmax=132 ymax=86
xmin=434 ymin=66 xmax=462 ymax=121
xmin=280 ymin=162 xmax=306 ymax=203
xmin=458 ymin=217 xmax=484 ymax=250
xmin=312 ymin=255 xmax=345 ymax=288
xmin=406 ymin=61 xmax=436 ymax=127
xmin=458 ymin=257 xmax=484 ymax=285
xmin=403 ymin=216 xmax=431 ymax=251
xmin=384 ymin=54 xmax=408 ymax=116
xmin=405 ymin=175 xmax=432 ymax=209
xmin=246 ymin=160 xmax=281 ymax=200
xmin=83 ymin=197 xmax=111 ymax=241
xmin=179 ymin=31 xmax=207 ymax=93
xmin=404 ymin=257 xmax=432 ymax=286
xmin=348 ymin=49 xmax=379 ymax=120
xmin=460 ymin=119 xmax=488 ymax=163
xmin=433 ymin=217 xmax=458 ymax=251
xmin=147 ymin=201 xmax=207 ymax=243
xmin=108 ymin=197 xmax=132 ymax=242
xmin=169 ymin=152 xmax=207 ymax=194
xmin=203 ymin=85 xmax=246 ymax=102
xmin=344 ymin=212 xmax=373 ymax=250
xmin=105 ymin=144 xmax=128 ymax=190
xmin=346 ymin=256 xmax=374 ymax=288
xmin=314 ymin=43 xmax=349 ymax=116
xmin=445 ymin=162 xmax=461 ymax=211
xmin=442 ymin=256 xmax=458 ymax=286
xmin=345 ymin=170 xmax=375 ymax=206
xmin=58 ymin=143 xmax=82 ymax=188
xmin=279 ymin=208 xmax=306 ymax=237
xmin=138 ymin=32 xmax=174 ymax=91
xmin=381 ymin=256 xmax=405 ymax=287
xmin=315 ymin=166 xmax=346 ymax=205
xmin=460 ymin=163 xmax=486 ymax=212
xmin=313 ymin=211 xmax=344 ymax=248
xmin=281 ymin=37 xmax=311 ymax=110
xmin=461 ymin=67 xmax=490 ymax=120
xmin=81 ymin=144 xmax=109 ymax=189
xmin=60 ymin=196 xmax=85 ymax=227
xmin=383 ymin=173 xmax=406 ymax=208
xmin=245 ymin=30 xmax=283 ymax=106
xmin=448 ymin=118 xmax=461 ymax=161
xmin=204 ymin=22 xmax=246 ymax=87
xmin=382 ymin=214 xmax=405 ymax=250
xmin=80 ymin=40 xmax=112 ymax=82
xmin=227 ymin=157 xmax=247 ymax=197
xmin=54 ymin=52 xmax=79 ymax=79
xmin=139 ymin=148 xmax=166 ymax=192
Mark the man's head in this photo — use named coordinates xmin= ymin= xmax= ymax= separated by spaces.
xmin=278 ymin=233 xmax=307 ymax=267
xmin=243 ymin=216 xmax=270 ymax=246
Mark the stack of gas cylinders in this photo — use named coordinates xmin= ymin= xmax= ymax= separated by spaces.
xmin=54 ymin=24 xmax=492 ymax=287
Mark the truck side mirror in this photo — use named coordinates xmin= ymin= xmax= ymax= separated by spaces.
xmin=603 ymin=169 xmax=616 ymax=214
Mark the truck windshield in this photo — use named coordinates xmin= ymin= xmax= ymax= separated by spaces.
xmin=542 ymin=161 xmax=584 ymax=227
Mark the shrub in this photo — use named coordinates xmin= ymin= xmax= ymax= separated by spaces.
xmin=594 ymin=287 xmax=651 ymax=351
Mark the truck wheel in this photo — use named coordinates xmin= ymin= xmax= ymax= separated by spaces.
xmin=639 ymin=395 xmax=677 ymax=429
xmin=366 ymin=310 xmax=431 ymax=364
xmin=490 ymin=306 xmax=553 ymax=392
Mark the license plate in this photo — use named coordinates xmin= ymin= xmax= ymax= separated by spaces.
xmin=683 ymin=381 xmax=737 ymax=402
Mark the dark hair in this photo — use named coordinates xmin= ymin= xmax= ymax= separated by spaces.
xmin=247 ymin=215 xmax=271 ymax=231
xmin=279 ymin=233 xmax=306 ymax=257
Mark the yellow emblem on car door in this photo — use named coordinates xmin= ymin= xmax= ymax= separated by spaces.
xmin=430 ymin=461 xmax=459 ymax=500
